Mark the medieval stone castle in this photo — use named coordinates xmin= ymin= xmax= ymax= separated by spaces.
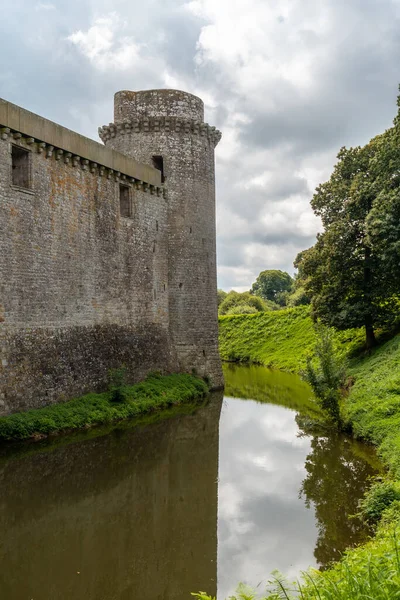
xmin=0 ymin=89 xmax=222 ymax=416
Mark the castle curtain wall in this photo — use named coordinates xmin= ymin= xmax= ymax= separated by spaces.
xmin=0 ymin=91 xmax=222 ymax=415
xmin=0 ymin=118 xmax=174 ymax=414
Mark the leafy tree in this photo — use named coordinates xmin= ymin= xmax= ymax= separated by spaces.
xmin=285 ymin=249 xmax=312 ymax=306
xmin=296 ymin=93 xmax=400 ymax=348
xmin=286 ymin=286 xmax=311 ymax=307
xmin=218 ymin=291 xmax=271 ymax=315
xmin=217 ymin=289 xmax=228 ymax=307
xmin=250 ymin=270 xmax=293 ymax=305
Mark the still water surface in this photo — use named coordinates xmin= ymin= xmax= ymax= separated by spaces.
xmin=0 ymin=364 xmax=381 ymax=599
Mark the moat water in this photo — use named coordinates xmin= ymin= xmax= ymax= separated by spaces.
xmin=0 ymin=363 xmax=381 ymax=599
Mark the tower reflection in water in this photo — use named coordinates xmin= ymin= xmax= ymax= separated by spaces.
xmin=0 ymin=393 xmax=223 ymax=600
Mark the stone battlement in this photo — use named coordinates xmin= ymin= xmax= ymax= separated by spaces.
xmin=0 ymin=98 xmax=163 ymax=189
xmin=99 ymin=117 xmax=222 ymax=146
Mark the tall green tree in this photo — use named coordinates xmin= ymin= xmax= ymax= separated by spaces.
xmin=297 ymin=91 xmax=400 ymax=348
xmin=250 ymin=269 xmax=293 ymax=305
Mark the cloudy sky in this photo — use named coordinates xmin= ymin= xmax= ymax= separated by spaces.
xmin=1 ymin=0 xmax=400 ymax=290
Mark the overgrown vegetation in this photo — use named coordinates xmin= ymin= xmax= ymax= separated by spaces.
xmin=0 ymin=373 xmax=209 ymax=441
xmin=302 ymin=325 xmax=347 ymax=426
xmin=358 ymin=479 xmax=400 ymax=525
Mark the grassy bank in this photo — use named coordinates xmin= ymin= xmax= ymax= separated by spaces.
xmin=0 ymin=373 xmax=209 ymax=441
xmin=345 ymin=334 xmax=400 ymax=478
xmin=218 ymin=307 xmax=365 ymax=371
xmin=215 ymin=310 xmax=400 ymax=599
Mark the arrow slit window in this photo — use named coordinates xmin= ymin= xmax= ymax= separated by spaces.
xmin=12 ymin=145 xmax=31 ymax=189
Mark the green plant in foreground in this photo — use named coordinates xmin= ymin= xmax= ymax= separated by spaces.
xmin=302 ymin=324 xmax=347 ymax=426
xmin=193 ymin=527 xmax=400 ymax=599
xmin=358 ymin=479 xmax=400 ymax=525
xmin=108 ymin=366 xmax=128 ymax=402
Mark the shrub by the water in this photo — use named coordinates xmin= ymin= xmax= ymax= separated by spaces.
xmin=302 ymin=325 xmax=347 ymax=426
xmin=358 ymin=479 xmax=400 ymax=524
xmin=0 ymin=373 xmax=209 ymax=441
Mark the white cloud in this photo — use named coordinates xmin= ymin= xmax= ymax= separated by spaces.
xmin=67 ymin=13 xmax=141 ymax=70
xmin=35 ymin=2 xmax=56 ymax=9
xmin=3 ymin=0 xmax=400 ymax=291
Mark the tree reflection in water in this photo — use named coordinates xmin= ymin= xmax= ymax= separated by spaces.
xmin=222 ymin=363 xmax=382 ymax=576
xmin=297 ymin=419 xmax=381 ymax=569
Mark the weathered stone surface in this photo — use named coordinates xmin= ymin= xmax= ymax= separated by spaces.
xmin=105 ymin=90 xmax=223 ymax=388
xmin=0 ymin=88 xmax=222 ymax=415
xmin=0 ymin=324 xmax=175 ymax=414
xmin=0 ymin=98 xmax=161 ymax=186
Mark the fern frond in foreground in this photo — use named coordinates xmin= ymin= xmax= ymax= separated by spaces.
xmin=0 ymin=373 xmax=209 ymax=441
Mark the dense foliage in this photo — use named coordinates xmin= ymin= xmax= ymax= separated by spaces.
xmin=0 ymin=373 xmax=209 ymax=441
xmin=217 ymin=289 xmax=228 ymax=307
xmin=251 ymin=269 xmax=293 ymax=305
xmin=296 ymin=94 xmax=400 ymax=348
xmin=218 ymin=290 xmax=275 ymax=315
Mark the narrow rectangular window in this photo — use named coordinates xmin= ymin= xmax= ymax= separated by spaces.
xmin=152 ymin=155 xmax=165 ymax=183
xmin=12 ymin=145 xmax=30 ymax=188
xmin=119 ymin=185 xmax=131 ymax=217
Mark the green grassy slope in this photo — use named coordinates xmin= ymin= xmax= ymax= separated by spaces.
xmin=345 ymin=334 xmax=400 ymax=478
xmin=219 ymin=307 xmax=365 ymax=371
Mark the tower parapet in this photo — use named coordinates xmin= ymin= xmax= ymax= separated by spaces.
xmin=114 ymin=89 xmax=205 ymax=121
xmin=101 ymin=89 xmax=223 ymax=388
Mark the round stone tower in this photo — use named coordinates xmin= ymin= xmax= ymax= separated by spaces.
xmin=99 ymin=89 xmax=223 ymax=388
